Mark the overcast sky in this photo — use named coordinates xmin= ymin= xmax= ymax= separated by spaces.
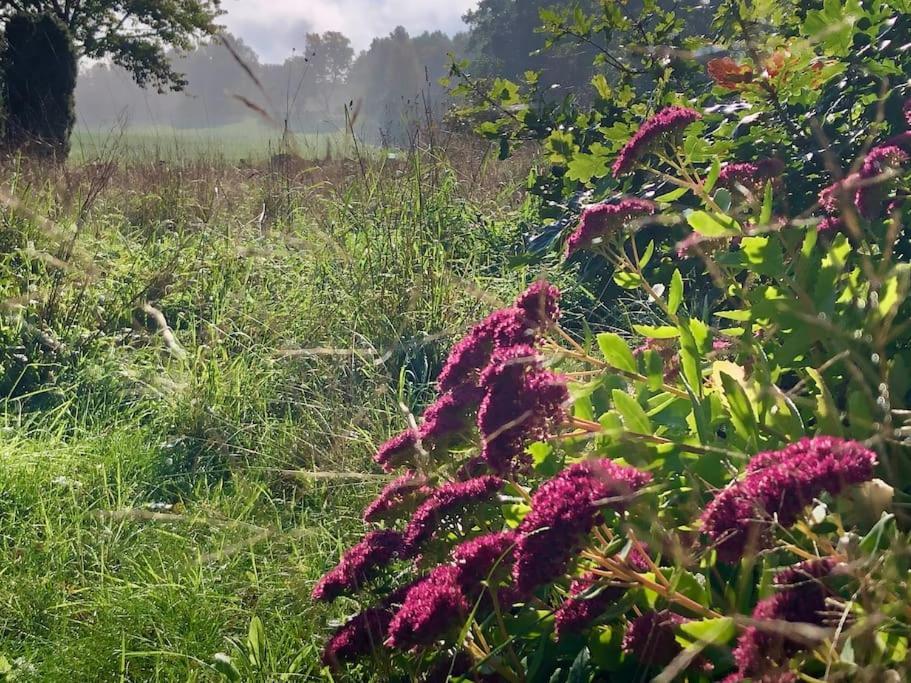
xmin=220 ymin=0 xmax=480 ymax=63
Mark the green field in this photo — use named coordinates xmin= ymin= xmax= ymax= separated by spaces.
xmin=70 ymin=121 xmax=357 ymax=163
xmin=0 ymin=145 xmax=530 ymax=680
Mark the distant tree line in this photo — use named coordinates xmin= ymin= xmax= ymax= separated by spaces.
xmin=0 ymin=0 xmax=706 ymax=156
xmin=76 ymin=27 xmax=469 ymax=143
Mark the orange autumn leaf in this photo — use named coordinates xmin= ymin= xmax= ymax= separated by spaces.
xmin=707 ymin=57 xmax=754 ymax=90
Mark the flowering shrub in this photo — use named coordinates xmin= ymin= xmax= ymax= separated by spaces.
xmin=312 ymin=8 xmax=911 ymax=681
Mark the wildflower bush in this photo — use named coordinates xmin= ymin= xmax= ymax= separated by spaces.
xmin=311 ymin=7 xmax=911 ymax=683
xmin=447 ymin=0 xmax=911 ymax=270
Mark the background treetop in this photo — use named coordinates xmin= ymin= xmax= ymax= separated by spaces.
xmin=0 ymin=0 xmax=223 ymax=91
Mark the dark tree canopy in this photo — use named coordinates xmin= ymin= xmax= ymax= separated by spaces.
xmin=2 ymin=13 xmax=77 ymax=158
xmin=0 ymin=0 xmax=222 ymax=92
xmin=463 ymin=0 xmax=599 ymax=89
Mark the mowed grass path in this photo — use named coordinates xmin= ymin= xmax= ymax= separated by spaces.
xmin=0 ymin=146 xmax=532 ymax=680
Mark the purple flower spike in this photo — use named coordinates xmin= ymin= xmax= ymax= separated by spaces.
xmin=437 ymin=308 xmax=530 ymax=393
xmin=817 ymin=215 xmax=844 ymax=236
xmin=450 ymin=531 xmax=517 ymax=590
xmin=612 ymin=106 xmax=702 ymax=177
xmin=718 ymin=158 xmax=785 ymax=194
xmin=373 ymin=429 xmax=418 ymax=472
xmin=514 ymin=280 xmax=561 ymax=327
xmin=855 ymin=145 xmax=908 ymax=219
xmin=622 ymin=610 xmax=688 ymax=667
xmin=818 ymin=175 xmax=859 ymax=214
xmin=512 ymin=460 xmax=651 ymax=595
xmin=387 ymin=565 xmax=469 ymax=649
xmin=419 ymin=383 xmax=484 ymax=443
xmin=554 ymin=573 xmax=622 ymax=638
xmin=477 ymin=344 xmax=568 ymax=473
xmin=728 ymin=559 xmax=838 ymax=682
xmin=403 ymin=476 xmax=504 ymax=553
xmin=321 ymin=607 xmax=394 ymax=669
xmin=312 ymin=529 xmax=404 ymax=602
xmin=362 ymin=471 xmax=431 ymax=523
xmin=565 ymin=198 xmax=657 ymax=256
xmin=701 ymin=437 xmax=876 ymax=563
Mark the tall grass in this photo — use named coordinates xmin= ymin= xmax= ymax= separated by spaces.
xmin=0 ymin=133 xmax=539 ymax=680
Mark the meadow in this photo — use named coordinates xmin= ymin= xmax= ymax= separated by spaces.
xmin=69 ymin=121 xmax=358 ymax=163
xmin=0 ymin=131 xmax=537 ymax=680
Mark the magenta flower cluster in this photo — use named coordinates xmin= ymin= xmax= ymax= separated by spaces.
xmin=388 ymin=531 xmax=517 ymax=649
xmin=554 ymin=573 xmax=622 ymax=637
xmin=402 ymin=475 xmax=504 ymax=553
xmin=612 ymin=106 xmax=702 ymax=176
xmin=386 ymin=565 xmax=469 ymax=649
xmin=565 ymin=198 xmax=657 ymax=256
xmin=450 ymin=530 xmax=517 ymax=589
xmin=372 ymin=281 xmax=563 ymax=476
xmin=321 ymin=607 xmax=395 ymax=668
xmin=477 ymin=344 xmax=569 ymax=472
xmin=855 ymin=144 xmax=908 ymax=218
xmin=701 ymin=436 xmax=876 ymax=562
xmin=622 ymin=609 xmax=688 ymax=667
xmin=311 ymin=529 xmax=404 ymax=602
xmin=817 ymin=113 xmax=910 ymax=228
xmin=362 ymin=470 xmax=430 ymax=523
xmin=727 ymin=558 xmax=838 ymax=682
xmin=718 ymin=158 xmax=785 ymax=193
xmin=512 ymin=459 xmax=652 ymax=594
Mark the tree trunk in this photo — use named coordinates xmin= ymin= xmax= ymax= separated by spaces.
xmin=2 ymin=13 xmax=78 ymax=161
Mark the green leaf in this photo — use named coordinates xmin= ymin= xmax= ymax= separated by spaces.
xmin=612 ymin=389 xmax=652 ymax=434
xmin=567 ymin=646 xmax=591 ymax=683
xmin=566 ymin=150 xmax=610 ymax=184
xmin=859 ymin=512 xmax=896 ymax=554
xmin=633 ymin=324 xmax=680 ymax=339
xmin=760 ymin=181 xmax=774 ymax=225
xmin=714 ymin=309 xmax=752 ymax=321
xmin=741 ymin=236 xmax=785 ymax=277
xmin=704 ymin=158 xmax=721 ymax=194
xmin=668 ymin=269 xmax=684 ymax=315
xmin=876 ymin=266 xmax=909 ymax=320
xmin=656 ymin=186 xmax=689 ymax=203
xmin=678 ymin=617 xmax=736 ymax=647
xmin=714 ymin=188 xmax=733 ymax=213
xmin=686 ymin=210 xmax=741 ymax=237
xmin=614 ymin=271 xmax=642 ymax=289
xmin=597 ymin=333 xmax=637 ymax=373
xmin=806 ymin=368 xmax=843 ymax=436
xmin=528 ymin=441 xmax=560 ymax=476
xmin=599 ymin=410 xmax=625 ymax=439
xmin=644 ymin=350 xmax=664 ymax=391
xmin=248 ymin=616 xmax=267 ymax=668
xmin=546 ymin=129 xmax=579 ymax=163
xmin=503 ymin=502 xmax=532 ymax=530
xmin=211 ymin=654 xmax=242 ymax=682
xmin=720 ymin=372 xmax=757 ymax=443
xmin=639 ymin=240 xmax=655 ymax=268
xmin=689 ymin=318 xmax=711 ymax=351
xmin=591 ymin=73 xmax=611 ymax=100
xmin=677 ymin=319 xmax=703 ymax=398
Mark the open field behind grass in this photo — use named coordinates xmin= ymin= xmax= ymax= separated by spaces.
xmin=0 ymin=138 xmax=540 ymax=680
xmin=70 ymin=120 xmax=358 ymax=163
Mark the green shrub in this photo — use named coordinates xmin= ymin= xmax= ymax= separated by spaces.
xmin=313 ymin=5 xmax=911 ymax=679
